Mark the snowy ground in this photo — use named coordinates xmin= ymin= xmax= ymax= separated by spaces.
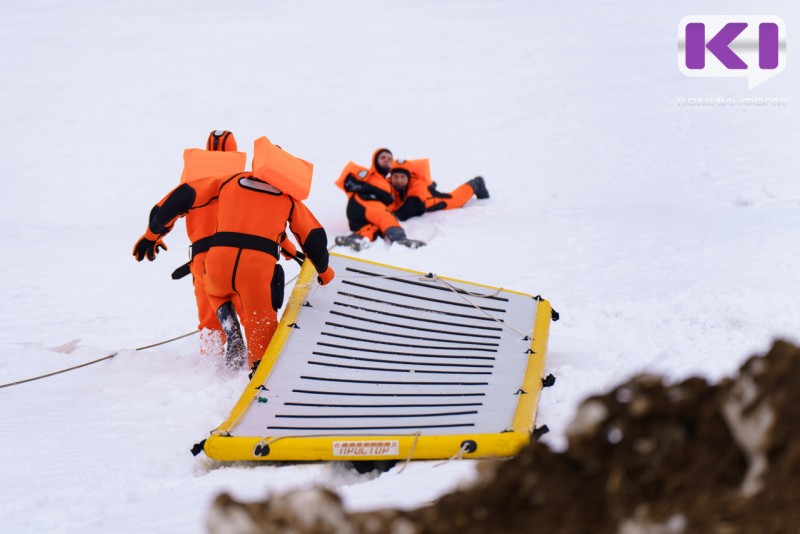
xmin=1 ymin=1 xmax=798 ymax=532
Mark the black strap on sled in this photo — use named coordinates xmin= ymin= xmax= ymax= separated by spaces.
xmin=190 ymin=439 xmax=206 ymax=456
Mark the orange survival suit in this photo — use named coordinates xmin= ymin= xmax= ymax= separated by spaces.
xmin=172 ymin=131 xmax=246 ymax=351
xmin=388 ymin=158 xmax=487 ymax=221
xmin=134 ymin=137 xmax=333 ymax=369
xmin=336 ymin=148 xmax=402 ymax=241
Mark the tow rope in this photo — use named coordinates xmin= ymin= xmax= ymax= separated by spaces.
xmin=0 ymin=331 xmax=199 ymax=390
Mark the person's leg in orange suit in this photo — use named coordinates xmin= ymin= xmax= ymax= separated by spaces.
xmin=424 ymin=176 xmax=489 ymax=212
xmin=191 ymin=251 xmax=226 ymax=357
xmin=355 ymin=224 xmax=380 ymax=240
xmin=348 ymin=196 xmax=401 ymax=240
xmin=204 ymin=247 xmax=244 ymax=366
xmin=424 ymin=183 xmax=477 ymax=211
xmin=233 ymin=250 xmax=279 ymax=367
xmin=204 ymin=248 xmax=279 ymax=368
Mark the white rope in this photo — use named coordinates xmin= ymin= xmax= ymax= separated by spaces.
xmin=423 ymin=275 xmax=505 ymax=298
xmin=428 ymin=275 xmax=529 ymax=338
xmin=254 ymin=435 xmax=285 ymax=452
xmin=0 ymin=330 xmax=198 ymax=389
xmin=322 ymin=269 xmax=528 ymax=338
xmin=432 ymin=442 xmax=471 ymax=467
xmin=396 ymin=432 xmax=421 ymax=474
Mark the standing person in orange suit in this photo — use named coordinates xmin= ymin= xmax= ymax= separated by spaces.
xmin=333 ymin=148 xmax=425 ymax=250
xmin=387 ymin=158 xmax=489 ymax=222
xmin=133 ymin=136 xmax=333 ymax=371
xmin=168 ymin=130 xmax=247 ymax=356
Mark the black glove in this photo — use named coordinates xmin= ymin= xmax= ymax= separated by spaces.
xmin=394 ymin=197 xmax=426 ymax=221
xmin=427 ymin=182 xmax=452 ymax=199
xmin=364 ymin=188 xmax=394 ymax=205
xmin=132 ymin=235 xmax=167 ymax=262
xmin=345 ymin=174 xmax=393 ymax=204
xmin=426 ymin=201 xmax=447 ymax=212
xmin=343 ymin=174 xmax=365 ymax=193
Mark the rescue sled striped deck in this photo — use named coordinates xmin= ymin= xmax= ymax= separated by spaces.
xmin=203 ymin=253 xmax=555 ymax=462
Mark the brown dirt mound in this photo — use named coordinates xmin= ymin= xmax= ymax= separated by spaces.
xmin=207 ymin=340 xmax=800 ymax=534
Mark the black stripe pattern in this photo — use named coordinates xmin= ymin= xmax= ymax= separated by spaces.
xmin=230 ymin=255 xmax=540 ymax=437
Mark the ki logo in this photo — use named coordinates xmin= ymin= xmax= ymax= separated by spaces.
xmin=678 ymin=16 xmax=786 ymax=89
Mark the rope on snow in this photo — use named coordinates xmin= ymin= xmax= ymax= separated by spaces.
xmin=0 ymin=330 xmax=198 ymax=390
xmin=0 ymin=251 xmax=321 ymax=391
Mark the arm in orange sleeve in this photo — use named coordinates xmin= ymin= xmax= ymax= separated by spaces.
xmin=148 ymin=176 xmax=228 ymax=234
xmin=279 ymin=235 xmax=306 ymax=265
xmin=287 ymin=198 xmax=332 ymax=283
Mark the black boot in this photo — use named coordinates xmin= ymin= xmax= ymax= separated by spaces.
xmin=384 ymin=226 xmax=407 ymax=242
xmin=248 ymin=359 xmax=261 ymax=380
xmin=467 ymin=176 xmax=490 ymax=199
xmin=385 ymin=226 xmax=426 ymax=249
xmin=216 ymin=302 xmax=247 ymax=371
xmin=334 ymin=233 xmax=369 ymax=251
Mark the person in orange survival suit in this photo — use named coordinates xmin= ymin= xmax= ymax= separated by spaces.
xmin=166 ymin=130 xmax=247 ymax=356
xmin=133 ymin=136 xmax=333 ymax=371
xmin=333 ymin=148 xmax=425 ymax=250
xmin=388 ymin=158 xmax=489 ymax=222
xmin=157 ymin=130 xmax=303 ymax=357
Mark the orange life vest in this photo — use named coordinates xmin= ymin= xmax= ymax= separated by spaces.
xmin=252 ymin=136 xmax=313 ymax=200
xmin=179 ymin=148 xmax=247 ymax=243
xmin=335 ymin=161 xmax=370 ymax=192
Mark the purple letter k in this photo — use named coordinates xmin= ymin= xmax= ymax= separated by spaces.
xmin=686 ymin=22 xmax=748 ymax=70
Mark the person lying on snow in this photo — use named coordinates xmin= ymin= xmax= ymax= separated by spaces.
xmin=133 ymin=136 xmax=333 ymax=372
xmin=333 ymin=148 xmax=425 ymax=250
xmin=333 ymin=149 xmax=489 ymax=251
xmin=387 ymin=158 xmax=489 ymax=221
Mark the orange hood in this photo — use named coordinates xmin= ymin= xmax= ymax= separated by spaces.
xmin=370 ymin=147 xmax=393 ymax=177
xmin=390 ymin=158 xmax=432 ymax=185
xmin=206 ymin=130 xmax=238 ymax=152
